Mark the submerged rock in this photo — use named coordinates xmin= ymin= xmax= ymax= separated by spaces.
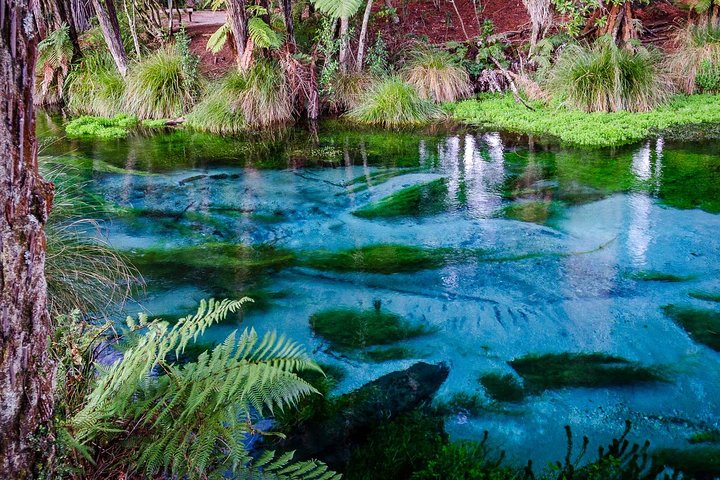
xmin=279 ymin=361 xmax=449 ymax=467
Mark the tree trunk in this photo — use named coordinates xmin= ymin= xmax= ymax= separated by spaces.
xmin=339 ymin=15 xmax=349 ymax=72
xmin=281 ymin=0 xmax=295 ymax=48
xmin=356 ymin=0 xmax=373 ymax=70
xmin=91 ymin=0 xmax=129 ymax=76
xmin=226 ymin=0 xmax=249 ymax=71
xmin=0 ymin=1 xmax=56 ymax=478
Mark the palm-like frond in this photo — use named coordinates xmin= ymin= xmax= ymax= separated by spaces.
xmin=248 ymin=17 xmax=284 ymax=49
xmin=312 ymin=0 xmax=364 ymax=18
xmin=207 ymin=23 xmax=231 ymax=54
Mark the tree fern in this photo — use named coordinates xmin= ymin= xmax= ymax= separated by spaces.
xmin=65 ymin=298 xmax=335 ymax=480
xmin=311 ymin=0 xmax=364 ymax=18
xmin=249 ymin=17 xmax=285 ymax=49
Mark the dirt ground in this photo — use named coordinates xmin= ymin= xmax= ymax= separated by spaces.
xmin=181 ymin=0 xmax=687 ymax=78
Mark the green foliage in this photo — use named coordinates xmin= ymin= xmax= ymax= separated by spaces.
xmin=451 ymin=93 xmax=720 ymax=147
xmin=301 ymin=244 xmax=446 ymax=274
xmin=64 ymin=298 xmax=338 ymax=480
xmin=403 ymin=47 xmax=472 ymax=102
xmin=663 ymin=304 xmax=720 ymax=351
xmin=480 ymin=373 xmax=525 ymax=403
xmin=624 ymin=271 xmax=693 ymax=282
xmin=689 ymin=290 xmax=720 ymax=302
xmin=346 ymin=76 xmax=443 ymax=128
xmin=329 ymin=71 xmax=373 ymax=110
xmin=248 ymin=16 xmax=284 ymax=49
xmin=206 ymin=23 xmax=231 ymax=54
xmin=445 ymin=21 xmax=508 ymax=76
xmin=509 ymin=353 xmax=664 ymax=392
xmin=66 ymin=51 xmax=125 ymax=117
xmin=352 ymin=178 xmax=449 ymax=218
xmin=548 ymin=36 xmax=668 ymax=113
xmin=309 ymin=307 xmax=429 ymax=350
xmin=366 ymin=33 xmax=390 ymax=76
xmin=550 ymin=0 xmax=601 ymax=37
xmin=124 ymin=45 xmax=200 ymax=120
xmin=65 ymin=114 xmax=138 ymax=139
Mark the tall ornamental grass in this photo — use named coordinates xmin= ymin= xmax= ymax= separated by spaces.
xmin=346 ymin=76 xmax=443 ymax=128
xmin=548 ymin=37 xmax=668 ymax=113
xmin=66 ymin=51 xmax=125 ymax=117
xmin=402 ymin=48 xmax=472 ymax=102
xmin=124 ymin=47 xmax=200 ymax=119
xmin=667 ymin=24 xmax=720 ymax=93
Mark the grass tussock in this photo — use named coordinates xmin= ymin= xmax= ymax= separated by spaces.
xmin=66 ymin=51 xmax=125 ymax=117
xmin=548 ymin=36 xmax=669 ymax=113
xmin=346 ymin=76 xmax=443 ymax=128
xmin=403 ymin=48 xmax=473 ymax=102
xmin=185 ymin=73 xmax=247 ymax=134
xmin=509 ymin=352 xmax=664 ymax=392
xmin=352 ymin=178 xmax=449 ymax=218
xmin=667 ymin=25 xmax=720 ymax=94
xmin=301 ymin=244 xmax=446 ymax=274
xmin=124 ymin=47 xmax=199 ymax=120
xmin=663 ymin=304 xmax=720 ymax=351
xmin=309 ymin=307 xmax=429 ymax=351
xmin=479 ymin=373 xmax=525 ymax=402
xmin=329 ymin=71 xmax=374 ymax=110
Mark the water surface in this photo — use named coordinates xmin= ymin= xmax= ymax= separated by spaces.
xmin=39 ymin=114 xmax=720 ymax=466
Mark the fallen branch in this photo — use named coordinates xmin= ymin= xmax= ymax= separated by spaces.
xmin=489 ymin=56 xmax=536 ymax=111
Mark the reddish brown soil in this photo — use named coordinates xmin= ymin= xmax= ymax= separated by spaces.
xmin=183 ymin=0 xmax=687 ymax=77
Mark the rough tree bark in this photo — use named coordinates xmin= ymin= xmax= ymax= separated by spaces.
xmin=356 ymin=0 xmax=373 ymax=70
xmin=281 ymin=0 xmax=295 ymax=48
xmin=90 ymin=0 xmax=129 ymax=76
xmin=226 ymin=0 xmax=249 ymax=71
xmin=338 ymin=15 xmax=349 ymax=72
xmin=0 ymin=0 xmax=56 ymax=478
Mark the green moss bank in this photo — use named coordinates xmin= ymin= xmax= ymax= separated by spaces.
xmin=451 ymin=94 xmax=720 ymax=148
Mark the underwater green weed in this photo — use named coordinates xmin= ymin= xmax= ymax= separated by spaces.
xmin=509 ymin=352 xmax=664 ymax=392
xmin=625 ymin=271 xmax=694 ymax=282
xmin=663 ymin=305 xmax=720 ymax=351
xmin=689 ymin=290 xmax=720 ymax=302
xmin=352 ymin=178 xmax=449 ymax=218
xmin=309 ymin=307 xmax=430 ymax=351
xmin=480 ymin=373 xmax=525 ymax=402
xmin=301 ymin=244 xmax=447 ymax=274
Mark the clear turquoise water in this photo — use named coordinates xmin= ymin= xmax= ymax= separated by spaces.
xmin=39 ymin=114 xmax=720 ymax=466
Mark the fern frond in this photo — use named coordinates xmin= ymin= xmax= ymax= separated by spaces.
xmin=207 ymin=23 xmax=231 ymax=54
xmin=311 ymin=0 xmax=364 ymax=18
xmin=248 ymin=17 xmax=284 ymax=49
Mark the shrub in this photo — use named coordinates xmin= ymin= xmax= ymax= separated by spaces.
xmin=66 ymin=51 xmax=125 ymax=117
xmin=346 ymin=76 xmax=444 ymax=128
xmin=124 ymin=46 xmax=200 ymax=119
xmin=548 ymin=36 xmax=668 ymax=112
xmin=403 ymin=48 xmax=473 ymax=102
xmin=668 ymin=24 xmax=720 ymax=93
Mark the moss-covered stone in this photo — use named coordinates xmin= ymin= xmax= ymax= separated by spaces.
xmin=309 ymin=307 xmax=430 ymax=351
xmin=352 ymin=178 xmax=449 ymax=218
xmin=663 ymin=305 xmax=720 ymax=351
xmin=509 ymin=352 xmax=664 ymax=392
xmin=301 ymin=244 xmax=448 ymax=274
xmin=479 ymin=373 xmax=525 ymax=402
